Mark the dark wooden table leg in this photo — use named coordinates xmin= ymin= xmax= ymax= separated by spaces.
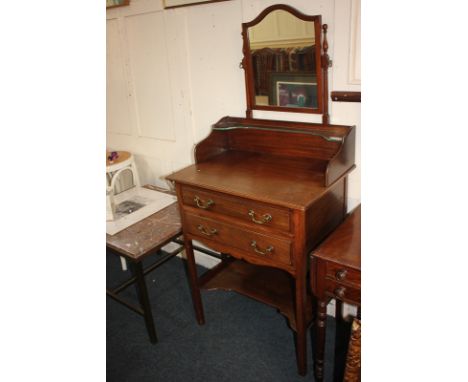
xmin=133 ymin=261 xmax=158 ymax=344
xmin=333 ymin=300 xmax=350 ymax=382
xmin=294 ymin=275 xmax=307 ymax=376
xmin=184 ymin=238 xmax=205 ymax=325
xmin=314 ymin=299 xmax=327 ymax=382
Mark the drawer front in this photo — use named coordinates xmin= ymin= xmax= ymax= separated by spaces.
xmin=181 ymin=186 xmax=291 ymax=232
xmin=184 ymin=213 xmax=293 ymax=266
xmin=325 ymin=279 xmax=360 ymax=305
xmin=326 ymin=262 xmax=360 ymax=287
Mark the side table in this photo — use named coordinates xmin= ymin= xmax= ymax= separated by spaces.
xmin=106 ymin=186 xmax=183 ymax=343
xmin=311 ymin=205 xmax=361 ymax=381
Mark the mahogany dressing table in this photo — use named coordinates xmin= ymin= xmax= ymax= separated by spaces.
xmin=167 ymin=5 xmax=356 ymax=375
xmin=167 ymin=116 xmax=355 ymax=374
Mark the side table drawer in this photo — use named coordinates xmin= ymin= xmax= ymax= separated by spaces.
xmin=184 ymin=213 xmax=293 ymax=267
xmin=325 ymin=279 xmax=360 ymax=305
xmin=326 ymin=262 xmax=360 ymax=287
xmin=181 ymin=186 xmax=291 ymax=232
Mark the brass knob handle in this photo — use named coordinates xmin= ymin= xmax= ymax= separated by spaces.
xmin=248 ymin=210 xmax=272 ymax=224
xmin=197 ymin=225 xmax=218 ymax=236
xmin=335 ymin=269 xmax=348 ymax=281
xmin=250 ymin=240 xmax=274 ymax=256
xmin=194 ymin=196 xmax=214 ymax=209
xmin=334 ymin=286 xmax=346 ymax=298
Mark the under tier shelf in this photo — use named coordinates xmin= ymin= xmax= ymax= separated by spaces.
xmin=199 ymin=259 xmax=313 ymax=332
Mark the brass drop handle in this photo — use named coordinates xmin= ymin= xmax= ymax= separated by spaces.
xmin=248 ymin=210 xmax=272 ymax=224
xmin=194 ymin=196 xmax=214 ymax=209
xmin=335 ymin=269 xmax=348 ymax=281
xmin=334 ymin=286 xmax=346 ymax=299
xmin=197 ymin=225 xmax=218 ymax=236
xmin=250 ymin=240 xmax=274 ymax=256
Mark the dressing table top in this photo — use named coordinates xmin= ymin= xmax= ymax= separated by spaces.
xmin=169 ymin=151 xmax=339 ymax=210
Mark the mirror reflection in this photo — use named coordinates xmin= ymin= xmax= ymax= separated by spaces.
xmin=247 ymin=10 xmax=317 ymax=109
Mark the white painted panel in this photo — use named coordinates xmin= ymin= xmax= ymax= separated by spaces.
xmin=125 ymin=11 xmax=175 ymax=141
xmin=332 ymin=0 xmax=360 ymax=208
xmin=186 ymin=1 xmax=245 ymax=142
xmin=331 ymin=102 xmax=360 ymax=211
xmin=331 ymin=0 xmax=360 ymax=92
xmin=348 ymin=0 xmax=361 ymax=84
xmin=106 ymin=18 xmax=132 ymax=135
xmin=162 ymin=9 xmax=196 ymax=152
xmin=133 ymin=153 xmax=179 ymax=188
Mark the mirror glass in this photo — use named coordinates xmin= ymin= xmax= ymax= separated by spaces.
xmin=245 ymin=9 xmax=320 ymax=112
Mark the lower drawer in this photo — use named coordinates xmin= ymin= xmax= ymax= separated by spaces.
xmin=325 ymin=279 xmax=360 ymax=305
xmin=184 ymin=213 xmax=293 ymax=267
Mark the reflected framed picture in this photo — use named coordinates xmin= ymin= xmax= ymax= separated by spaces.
xmin=164 ymin=0 xmax=231 ymax=9
xmin=269 ymin=72 xmax=318 ymax=109
xmin=106 ymin=0 xmax=129 ymax=8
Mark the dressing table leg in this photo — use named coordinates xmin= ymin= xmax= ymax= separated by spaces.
xmin=295 ymin=275 xmax=307 ymax=376
xmin=184 ymin=238 xmax=205 ymax=325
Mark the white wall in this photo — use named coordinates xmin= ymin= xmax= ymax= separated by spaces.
xmin=106 ymin=0 xmax=360 ymax=208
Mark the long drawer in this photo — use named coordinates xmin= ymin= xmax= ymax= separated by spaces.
xmin=184 ymin=212 xmax=293 ymax=267
xmin=180 ymin=186 xmax=291 ymax=232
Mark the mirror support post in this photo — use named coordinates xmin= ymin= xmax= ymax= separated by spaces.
xmin=241 ymin=28 xmax=253 ymax=119
xmin=321 ymin=24 xmax=330 ymax=125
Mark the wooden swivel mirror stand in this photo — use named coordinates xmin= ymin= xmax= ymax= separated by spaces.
xmin=241 ymin=3 xmax=331 ymax=122
xmin=167 ymin=4 xmax=355 ymax=376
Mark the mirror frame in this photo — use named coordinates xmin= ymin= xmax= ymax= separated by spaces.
xmin=241 ymin=4 xmax=329 ymax=122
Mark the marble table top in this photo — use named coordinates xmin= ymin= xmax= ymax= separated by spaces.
xmin=106 ymin=186 xmax=182 ymax=261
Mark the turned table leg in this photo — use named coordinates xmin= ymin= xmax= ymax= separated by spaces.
xmin=314 ymin=299 xmax=327 ymax=381
xmin=184 ymin=238 xmax=205 ymax=325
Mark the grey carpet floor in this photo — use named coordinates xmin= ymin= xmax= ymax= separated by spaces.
xmin=107 ymin=251 xmax=340 ymax=382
